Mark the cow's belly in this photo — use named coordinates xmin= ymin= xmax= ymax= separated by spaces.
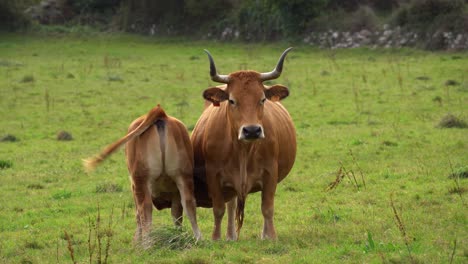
xmin=149 ymin=174 xmax=179 ymax=210
xmin=220 ymin=168 xmax=264 ymax=197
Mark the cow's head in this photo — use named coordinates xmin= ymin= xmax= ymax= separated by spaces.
xmin=203 ymin=48 xmax=292 ymax=141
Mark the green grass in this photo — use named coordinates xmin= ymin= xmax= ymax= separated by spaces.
xmin=0 ymin=32 xmax=467 ymax=263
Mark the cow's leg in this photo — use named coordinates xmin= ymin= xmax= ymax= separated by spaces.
xmin=226 ymin=198 xmax=237 ymax=241
xmin=174 ymin=176 xmax=202 ymax=241
xmin=171 ymin=192 xmax=183 ymax=226
xmin=261 ymin=170 xmax=278 ymax=240
xmin=206 ymin=169 xmax=225 ymax=240
xmin=132 ymin=176 xmax=153 ymax=246
xmin=132 ymin=184 xmax=143 ymax=242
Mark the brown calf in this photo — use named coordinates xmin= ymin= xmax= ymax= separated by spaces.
xmin=84 ymin=105 xmax=201 ymax=244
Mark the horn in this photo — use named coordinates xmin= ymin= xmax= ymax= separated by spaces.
xmin=259 ymin=47 xmax=293 ymax=81
xmin=204 ymin=49 xmax=230 ymax=84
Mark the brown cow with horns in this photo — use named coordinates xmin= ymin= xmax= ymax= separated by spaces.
xmin=191 ymin=48 xmax=297 ymax=240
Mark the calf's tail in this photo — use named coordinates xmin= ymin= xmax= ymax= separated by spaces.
xmin=83 ymin=104 xmax=167 ymax=172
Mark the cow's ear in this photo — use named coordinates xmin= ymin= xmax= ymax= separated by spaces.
xmin=203 ymin=87 xmax=229 ymax=106
xmin=265 ymin=85 xmax=289 ymax=102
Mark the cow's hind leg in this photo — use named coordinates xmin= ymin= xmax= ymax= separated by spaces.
xmin=175 ymin=176 xmax=202 ymax=241
xmin=132 ymin=176 xmax=153 ymax=247
xmin=171 ymin=192 xmax=183 ymax=226
xmin=132 ymin=184 xmax=142 ymax=242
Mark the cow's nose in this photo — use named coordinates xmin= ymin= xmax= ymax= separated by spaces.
xmin=241 ymin=125 xmax=263 ymax=140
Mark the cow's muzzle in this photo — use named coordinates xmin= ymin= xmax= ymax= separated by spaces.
xmin=239 ymin=125 xmax=264 ymax=141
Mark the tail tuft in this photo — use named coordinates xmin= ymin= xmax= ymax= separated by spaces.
xmin=235 ymin=196 xmax=246 ymax=238
xmin=82 ymin=156 xmax=103 ymax=173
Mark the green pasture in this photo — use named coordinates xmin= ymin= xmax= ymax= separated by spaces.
xmin=0 ymin=33 xmax=466 ymax=263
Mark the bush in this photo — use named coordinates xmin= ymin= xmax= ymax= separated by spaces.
xmin=347 ymin=5 xmax=379 ymax=31
xmin=184 ymin=0 xmax=231 ymax=24
xmin=234 ymin=0 xmax=284 ymax=41
xmin=391 ymin=0 xmax=467 ymax=32
xmin=309 ymin=5 xmax=379 ymax=32
xmin=68 ymin=0 xmax=122 ymax=13
xmin=0 ymin=0 xmax=31 ymax=31
xmin=272 ymin=0 xmax=328 ymax=35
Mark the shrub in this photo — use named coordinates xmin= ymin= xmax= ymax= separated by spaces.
xmin=184 ymin=0 xmax=231 ymax=24
xmin=272 ymin=0 xmax=328 ymax=35
xmin=234 ymin=0 xmax=284 ymax=41
xmin=0 ymin=0 xmax=31 ymax=31
xmin=391 ymin=0 xmax=467 ymax=32
xmin=347 ymin=5 xmax=379 ymax=31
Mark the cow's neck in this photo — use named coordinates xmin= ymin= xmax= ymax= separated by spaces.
xmin=235 ymin=141 xmax=258 ymax=198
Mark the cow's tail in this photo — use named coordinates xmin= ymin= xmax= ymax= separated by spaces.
xmin=83 ymin=104 xmax=168 ymax=173
xmin=235 ymin=194 xmax=246 ymax=238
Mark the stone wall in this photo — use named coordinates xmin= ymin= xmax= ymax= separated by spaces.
xmin=302 ymin=25 xmax=468 ymax=50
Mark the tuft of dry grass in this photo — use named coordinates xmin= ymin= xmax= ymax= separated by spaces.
xmin=20 ymin=74 xmax=35 ymax=83
xmin=436 ymin=114 xmax=467 ymax=129
xmin=95 ymin=182 xmax=123 ymax=193
xmin=57 ymin=131 xmax=73 ymax=141
xmin=1 ymin=134 xmax=18 ymax=142
xmin=144 ymin=225 xmax=198 ymax=251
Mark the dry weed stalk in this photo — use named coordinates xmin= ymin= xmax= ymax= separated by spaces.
xmin=449 ymin=238 xmax=457 ymax=264
xmin=88 ymin=215 xmax=95 ymax=264
xmin=44 ymin=88 xmax=50 ymax=113
xmin=326 ymin=161 xmax=362 ymax=191
xmin=96 ymin=204 xmax=102 ymax=264
xmin=351 ymin=77 xmax=361 ymax=113
xmin=104 ymin=207 xmax=114 ymax=264
xmin=86 ymin=203 xmax=114 ymax=264
xmin=342 ymin=163 xmax=360 ymax=191
xmin=56 ymin=238 xmax=59 ymax=263
xmin=390 ymin=194 xmax=414 ymax=263
xmin=349 ymin=149 xmax=366 ymax=189
xmin=121 ymin=201 xmax=126 ymax=220
xmin=64 ymin=230 xmax=76 ymax=264
xmin=326 ymin=166 xmax=345 ymax=191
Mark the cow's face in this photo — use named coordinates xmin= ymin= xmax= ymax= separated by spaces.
xmin=203 ymin=72 xmax=289 ymax=141
xmin=202 ymin=48 xmax=292 ymax=141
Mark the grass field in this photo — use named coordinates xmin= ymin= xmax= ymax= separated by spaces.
xmin=0 ymin=33 xmax=467 ymax=263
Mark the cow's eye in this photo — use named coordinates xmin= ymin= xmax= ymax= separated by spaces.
xmin=260 ymin=98 xmax=267 ymax=105
xmin=229 ymin=99 xmax=236 ymax=105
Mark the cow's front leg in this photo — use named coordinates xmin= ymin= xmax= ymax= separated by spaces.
xmin=207 ymin=168 xmax=225 ymax=240
xmin=261 ymin=169 xmax=278 ymax=240
xmin=226 ymin=197 xmax=237 ymax=241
